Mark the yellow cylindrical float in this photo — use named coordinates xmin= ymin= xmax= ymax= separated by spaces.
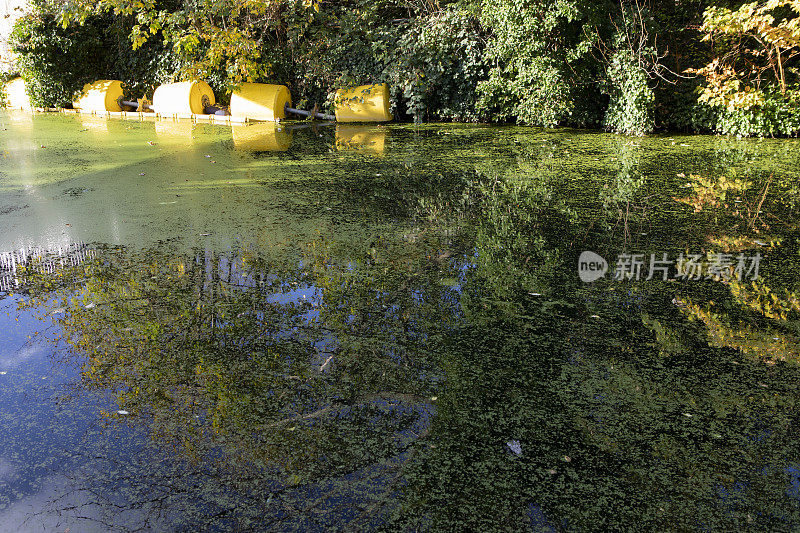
xmin=229 ymin=83 xmax=291 ymax=121
xmin=334 ymin=83 xmax=392 ymax=123
xmin=232 ymin=123 xmax=292 ymax=152
xmin=72 ymin=80 xmax=124 ymax=112
xmin=152 ymin=81 xmax=215 ymax=116
xmin=3 ymin=77 xmax=32 ymax=110
xmin=335 ymin=125 xmax=386 ymax=155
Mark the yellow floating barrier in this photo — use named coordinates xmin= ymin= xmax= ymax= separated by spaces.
xmin=3 ymin=77 xmax=32 ymax=110
xmin=72 ymin=80 xmax=124 ymax=112
xmin=232 ymin=122 xmax=293 ymax=152
xmin=335 ymin=125 xmax=386 ymax=155
xmin=334 ymin=83 xmax=392 ymax=123
xmin=229 ymin=83 xmax=291 ymax=122
xmin=152 ymin=81 xmax=215 ymax=116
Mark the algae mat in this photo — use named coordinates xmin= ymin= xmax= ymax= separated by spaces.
xmin=2 ymin=110 xmax=800 ymax=530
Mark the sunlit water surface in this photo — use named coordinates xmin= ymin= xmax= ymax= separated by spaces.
xmin=2 ymin=110 xmax=800 ymax=531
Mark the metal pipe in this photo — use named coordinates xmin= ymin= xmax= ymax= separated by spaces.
xmin=285 ymin=104 xmax=336 ymax=121
xmin=120 ymin=99 xmax=228 ymax=115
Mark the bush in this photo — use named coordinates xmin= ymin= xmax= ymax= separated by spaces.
xmin=0 ymin=71 xmax=16 ymax=107
xmin=691 ymin=89 xmax=800 ymax=137
xmin=9 ymin=0 xmax=185 ymax=107
xmin=602 ymin=49 xmax=655 ymax=136
xmin=476 ymin=0 xmax=613 ymax=127
xmin=10 ymin=9 xmax=110 ymax=107
xmin=383 ymin=7 xmax=487 ymax=122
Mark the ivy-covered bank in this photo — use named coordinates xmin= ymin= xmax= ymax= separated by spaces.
xmin=3 ymin=0 xmax=800 ymax=136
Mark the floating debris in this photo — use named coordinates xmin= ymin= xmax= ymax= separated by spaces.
xmin=117 ymin=410 xmax=129 ymax=415
xmin=319 ymin=355 xmax=334 ymax=372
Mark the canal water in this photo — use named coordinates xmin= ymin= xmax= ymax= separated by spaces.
xmin=1 ymin=110 xmax=800 ymax=531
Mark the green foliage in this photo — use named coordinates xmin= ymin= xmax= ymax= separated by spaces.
xmin=601 ymin=3 xmax=657 ymax=135
xmin=0 ymin=71 xmax=15 ymax=107
xmin=9 ymin=8 xmax=110 ymax=107
xmin=476 ymin=0 xmax=613 ymax=127
xmin=692 ymin=87 xmax=800 ymax=137
xmin=383 ymin=7 xmax=488 ymax=122
xmin=687 ymin=1 xmax=800 ymax=136
xmin=603 ymin=48 xmax=655 ymax=135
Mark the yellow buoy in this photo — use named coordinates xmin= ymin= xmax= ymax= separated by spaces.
xmin=232 ymin=122 xmax=293 ymax=152
xmin=229 ymin=83 xmax=291 ymax=122
xmin=3 ymin=77 xmax=32 ymax=110
xmin=335 ymin=125 xmax=386 ymax=155
xmin=334 ymin=83 xmax=392 ymax=123
xmin=152 ymin=81 xmax=215 ymax=116
xmin=72 ymin=80 xmax=124 ymax=112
